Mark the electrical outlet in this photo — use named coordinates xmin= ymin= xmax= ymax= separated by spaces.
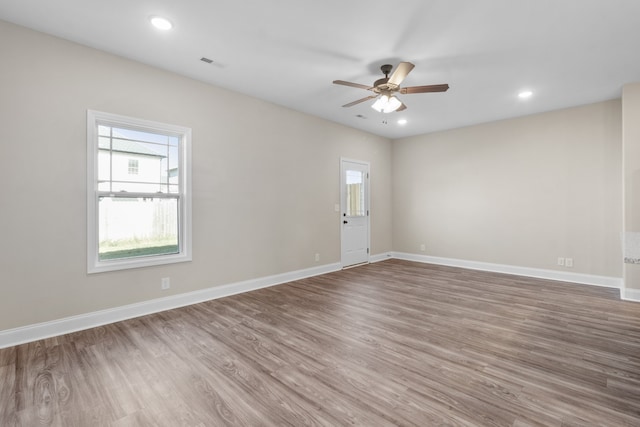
xmin=565 ymin=258 xmax=573 ymax=268
xmin=557 ymin=257 xmax=565 ymax=266
xmin=161 ymin=277 xmax=170 ymax=290
xmin=315 ymin=253 xmax=320 ymax=262
xmin=420 ymin=244 xmax=426 ymax=252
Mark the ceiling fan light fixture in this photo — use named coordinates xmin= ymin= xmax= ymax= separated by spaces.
xmin=518 ymin=90 xmax=533 ymax=99
xmin=371 ymin=96 xmax=386 ymax=112
xmin=150 ymin=16 xmax=173 ymax=30
xmin=371 ymin=94 xmax=402 ymax=113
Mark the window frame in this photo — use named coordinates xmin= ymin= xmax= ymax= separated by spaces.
xmin=87 ymin=110 xmax=192 ymax=274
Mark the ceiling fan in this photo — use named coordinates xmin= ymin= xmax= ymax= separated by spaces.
xmin=333 ymin=62 xmax=449 ymax=113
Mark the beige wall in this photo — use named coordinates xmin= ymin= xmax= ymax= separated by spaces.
xmin=622 ymin=83 xmax=640 ymax=291
xmin=0 ymin=19 xmax=630 ymax=333
xmin=392 ymin=100 xmax=622 ymax=277
xmin=0 ymin=21 xmax=392 ymax=330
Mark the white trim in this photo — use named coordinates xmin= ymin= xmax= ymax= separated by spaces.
xmin=370 ymin=252 xmax=393 ymax=263
xmin=392 ymin=252 xmax=623 ymax=289
xmin=622 ymin=288 xmax=640 ymax=302
xmin=0 ymin=262 xmax=341 ymax=349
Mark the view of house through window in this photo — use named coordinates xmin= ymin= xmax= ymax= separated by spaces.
xmin=97 ymin=123 xmax=181 ymax=261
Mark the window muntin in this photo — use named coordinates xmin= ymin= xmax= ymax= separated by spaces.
xmin=87 ymin=110 xmax=191 ymax=273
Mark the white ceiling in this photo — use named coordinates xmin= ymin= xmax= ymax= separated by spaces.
xmin=1 ymin=0 xmax=639 ymax=139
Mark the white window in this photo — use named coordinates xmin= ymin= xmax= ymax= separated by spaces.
xmin=87 ymin=110 xmax=192 ymax=273
xmin=127 ymin=159 xmax=139 ymax=175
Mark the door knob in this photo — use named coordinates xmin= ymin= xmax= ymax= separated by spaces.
xmin=343 ymin=220 xmax=348 ymax=224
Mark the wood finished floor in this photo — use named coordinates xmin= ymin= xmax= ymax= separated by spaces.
xmin=1 ymin=259 xmax=640 ymax=426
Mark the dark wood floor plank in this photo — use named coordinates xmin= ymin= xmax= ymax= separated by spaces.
xmin=2 ymin=259 xmax=640 ymax=426
xmin=0 ymin=363 xmax=18 ymax=426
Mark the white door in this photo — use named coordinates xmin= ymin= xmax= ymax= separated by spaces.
xmin=340 ymin=159 xmax=370 ymax=268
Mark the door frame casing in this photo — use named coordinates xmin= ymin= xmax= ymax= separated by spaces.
xmin=340 ymin=157 xmax=371 ymax=268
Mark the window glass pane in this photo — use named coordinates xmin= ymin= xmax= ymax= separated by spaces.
xmin=346 ymin=170 xmax=365 ymax=216
xmin=98 ymin=136 xmax=112 ymax=146
xmin=97 ymin=124 xmax=180 ymax=194
xmin=98 ymin=196 xmax=179 ymax=261
xmin=160 ymin=145 xmax=180 ymax=193
xmin=111 ymin=127 xmax=171 ymax=144
xmin=97 ymin=144 xmax=111 ymax=184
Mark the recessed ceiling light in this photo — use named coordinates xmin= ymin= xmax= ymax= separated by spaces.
xmin=397 ymin=119 xmax=408 ymax=125
xmin=150 ymin=16 xmax=173 ymax=30
xmin=518 ymin=90 xmax=533 ymax=99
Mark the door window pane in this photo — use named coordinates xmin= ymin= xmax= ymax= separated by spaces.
xmin=346 ymin=170 xmax=365 ymax=216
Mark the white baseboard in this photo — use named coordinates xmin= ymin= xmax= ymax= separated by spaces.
xmin=370 ymin=252 xmax=394 ymax=263
xmin=391 ymin=252 xmax=623 ymax=289
xmin=1 ymin=253 xmax=631 ymax=349
xmin=622 ymin=288 xmax=640 ymax=302
xmin=0 ymin=262 xmax=341 ymax=349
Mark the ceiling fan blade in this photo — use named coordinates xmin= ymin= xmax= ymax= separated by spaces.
xmin=388 ymin=62 xmax=415 ymax=86
xmin=396 ymin=103 xmax=407 ymax=112
xmin=333 ymin=80 xmax=373 ymax=90
xmin=342 ymin=95 xmax=378 ymax=108
xmin=400 ymin=84 xmax=449 ymax=94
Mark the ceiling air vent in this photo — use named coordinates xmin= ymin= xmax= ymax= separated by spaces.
xmin=200 ymin=57 xmax=214 ymax=64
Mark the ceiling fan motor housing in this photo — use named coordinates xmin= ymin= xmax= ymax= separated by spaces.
xmin=373 ymin=64 xmax=401 ymax=92
xmin=333 ymin=61 xmax=449 ymax=110
xmin=374 ymin=77 xmax=390 ymax=88
xmin=372 ymin=64 xmax=394 ymax=92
